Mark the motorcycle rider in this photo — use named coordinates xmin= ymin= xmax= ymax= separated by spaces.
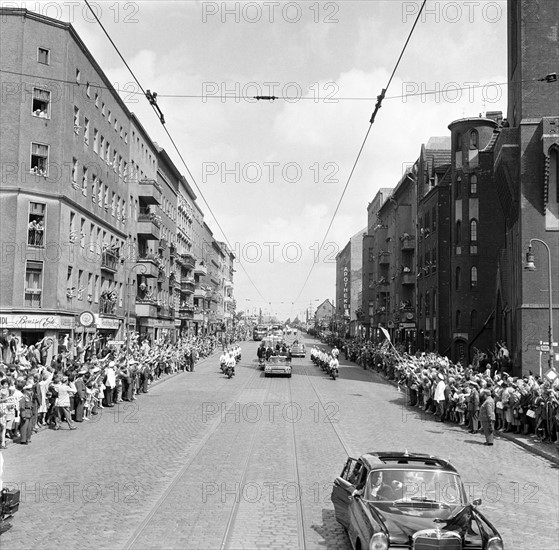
xmin=329 ymin=354 xmax=340 ymax=378
xmin=225 ymin=350 xmax=236 ymax=376
xmin=219 ymin=349 xmax=228 ymax=373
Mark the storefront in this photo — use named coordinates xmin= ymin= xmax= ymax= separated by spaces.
xmin=94 ymin=315 xmax=123 ymax=353
xmin=137 ymin=317 xmax=177 ymax=344
xmin=0 ymin=313 xmax=76 ymax=364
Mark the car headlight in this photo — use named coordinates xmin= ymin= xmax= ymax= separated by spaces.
xmin=369 ymin=532 xmax=389 ymax=550
xmin=486 ymin=537 xmax=504 ymax=550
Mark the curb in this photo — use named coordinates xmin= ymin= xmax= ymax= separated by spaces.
xmin=379 ymin=369 xmax=559 ymax=466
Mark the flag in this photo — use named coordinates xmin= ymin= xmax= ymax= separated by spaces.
xmin=379 ymin=326 xmax=391 ymax=342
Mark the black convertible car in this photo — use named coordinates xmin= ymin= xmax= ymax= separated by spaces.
xmin=331 ymin=451 xmax=504 ymax=550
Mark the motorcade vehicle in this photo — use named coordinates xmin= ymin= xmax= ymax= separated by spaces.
xmin=253 ymin=324 xmax=268 ymax=341
xmin=331 ymin=451 xmax=504 ymax=550
xmin=290 ymin=341 xmax=306 ymax=357
xmin=264 ymin=355 xmax=292 ymax=378
xmin=0 ymin=487 xmax=20 ymax=534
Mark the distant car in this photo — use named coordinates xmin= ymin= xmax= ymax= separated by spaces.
xmin=264 ymin=355 xmax=292 ymax=378
xmin=290 ymin=342 xmax=306 ymax=357
xmin=331 ymin=451 xmax=504 ymax=550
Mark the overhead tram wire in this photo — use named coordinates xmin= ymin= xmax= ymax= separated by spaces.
xmin=291 ymin=0 xmax=428 ymax=306
xmin=82 ymin=0 xmax=269 ymax=304
xmin=2 ymin=67 xmax=555 ymax=103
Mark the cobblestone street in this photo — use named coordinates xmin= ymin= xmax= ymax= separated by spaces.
xmin=1 ymin=336 xmax=557 ymax=550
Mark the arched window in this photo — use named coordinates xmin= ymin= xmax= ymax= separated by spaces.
xmin=470 ymin=219 xmax=478 ymax=242
xmin=456 ymin=309 xmax=461 ymax=328
xmin=455 ymin=267 xmax=461 ymax=290
xmin=456 ymin=176 xmax=462 ymax=199
xmin=456 ymin=220 xmax=462 ymax=244
xmin=470 ymin=266 xmax=478 ymax=288
xmin=470 ymin=309 xmax=478 ymax=328
xmin=470 ymin=174 xmax=478 ymax=195
xmin=470 ymin=129 xmax=479 ymax=149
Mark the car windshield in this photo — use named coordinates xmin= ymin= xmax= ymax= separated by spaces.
xmin=269 ymin=356 xmax=287 ymax=364
xmin=362 ymin=469 xmax=467 ymax=505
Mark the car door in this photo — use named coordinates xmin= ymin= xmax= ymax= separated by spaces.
xmin=331 ymin=457 xmax=361 ymax=528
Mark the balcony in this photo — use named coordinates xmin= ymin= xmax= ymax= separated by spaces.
xmin=137 ymin=209 xmax=161 ymax=240
xmin=135 ymin=296 xmax=157 ymax=317
xmin=157 ymin=270 xmax=166 ymax=284
xmin=179 ymin=303 xmax=194 ymax=318
xmin=169 ymin=242 xmax=177 ymax=259
xmin=194 ymin=261 xmax=208 ymax=276
xmin=169 ymin=273 xmax=177 ymax=287
xmin=181 ymin=253 xmax=196 ymax=270
xmin=181 ymin=279 xmax=195 ymax=293
xmin=194 ymin=288 xmax=206 ymax=299
xmin=159 ymin=238 xmax=168 ymax=251
xmin=138 ymin=178 xmax=162 ymax=205
xmin=401 ymin=273 xmax=415 ymax=285
xmin=401 ymin=236 xmax=416 ymax=251
xmin=99 ymin=295 xmax=117 ymax=316
xmin=101 ymin=250 xmax=119 ymax=273
xmin=27 ymin=228 xmax=45 ymax=247
xmin=136 ymin=254 xmax=160 ymax=278
xmin=158 ymin=305 xmax=173 ymax=319
xmin=378 ymin=251 xmax=391 ymax=265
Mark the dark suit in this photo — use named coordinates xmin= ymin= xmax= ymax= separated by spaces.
xmin=73 ymin=376 xmax=86 ymax=421
xmin=19 ymin=393 xmax=34 ymax=443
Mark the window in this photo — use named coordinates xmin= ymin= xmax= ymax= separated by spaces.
xmin=105 ymin=141 xmax=110 ymax=164
xmin=80 ymin=218 xmax=86 ymax=248
xmin=455 ymin=267 xmax=461 ymax=291
xmin=68 ymin=213 xmax=77 ymax=247
xmin=78 ymin=270 xmax=84 ymax=300
xmin=86 ymin=82 xmax=91 ymax=98
xmin=99 ymin=136 xmax=105 ymax=159
xmin=93 ymin=129 xmax=99 ymax=153
xmin=32 ymin=88 xmax=50 ymax=118
xmin=456 ymin=132 xmax=462 ymax=150
xmin=67 ymin=266 xmax=73 ymax=292
xmin=25 ymin=261 xmax=43 ymax=307
xmin=37 ymin=47 xmax=50 ymax=65
xmin=470 ymin=129 xmax=479 ymax=150
xmin=470 ymin=266 xmax=478 ymax=288
xmin=95 ymin=93 xmax=99 ymax=108
xmin=470 ymin=219 xmax=478 ymax=254
xmin=113 ymin=149 xmax=118 ymax=171
xmin=91 ymin=175 xmax=97 ymax=203
xmin=455 ymin=220 xmax=462 ymax=244
xmin=470 ymin=174 xmax=477 ymax=195
xmin=82 ymin=166 xmax=88 ymax=196
xmin=71 ymin=158 xmax=78 ymax=187
xmin=101 ymin=103 xmax=105 ymax=116
xmin=73 ymin=106 xmax=80 ymax=133
xmin=84 ymin=118 xmax=90 ymax=145
xmin=124 ymin=132 xmax=128 ymax=144
xmin=114 ymin=117 xmax=118 ymax=131
xmin=425 ymin=291 xmax=430 ymax=316
xmin=471 ymin=309 xmax=478 ymax=328
xmin=28 ymin=202 xmax=46 ymax=247
xmin=108 ymin=110 xmax=112 ymax=123
xmin=94 ymin=275 xmax=100 ymax=302
xmin=87 ymin=273 xmax=93 ymax=301
xmin=30 ymin=142 xmax=49 ymax=176
xmin=455 ymin=310 xmax=461 ymax=329
xmin=455 ymin=176 xmax=462 ymax=199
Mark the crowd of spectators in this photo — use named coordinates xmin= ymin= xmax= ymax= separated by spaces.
xmin=0 ymin=331 xmax=222 ymax=449
xmin=320 ymin=334 xmax=559 ymax=448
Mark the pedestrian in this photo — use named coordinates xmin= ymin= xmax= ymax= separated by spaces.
xmin=18 ymin=383 xmax=34 ymax=444
xmin=468 ymin=381 xmax=480 ymax=433
xmin=480 ymin=389 xmax=496 ymax=446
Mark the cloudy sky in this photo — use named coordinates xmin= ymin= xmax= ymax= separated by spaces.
xmin=27 ymin=0 xmax=508 ymax=321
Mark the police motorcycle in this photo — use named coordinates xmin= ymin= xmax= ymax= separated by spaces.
xmin=329 ymin=356 xmax=339 ymax=380
xmin=224 ymin=351 xmax=236 ymax=378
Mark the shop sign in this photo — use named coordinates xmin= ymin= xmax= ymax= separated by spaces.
xmin=94 ymin=315 xmax=121 ymax=330
xmin=0 ymin=314 xmax=74 ymax=330
xmin=138 ymin=318 xmax=175 ymax=329
xmin=78 ymin=311 xmax=95 ymax=328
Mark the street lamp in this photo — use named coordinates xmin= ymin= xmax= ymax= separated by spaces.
xmin=524 ymin=239 xmax=555 ymax=372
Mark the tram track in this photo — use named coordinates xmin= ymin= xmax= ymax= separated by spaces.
xmin=123 ymin=361 xmax=266 ymax=550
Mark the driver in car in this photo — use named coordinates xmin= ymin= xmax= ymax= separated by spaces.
xmin=367 ymin=471 xmax=396 ymax=501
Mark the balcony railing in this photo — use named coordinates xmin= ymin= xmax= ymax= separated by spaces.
xmin=27 ymin=229 xmax=45 ymax=247
xmin=378 ymin=251 xmax=391 ymax=265
xmin=99 ymin=296 xmax=117 ymax=316
xmin=138 ymin=178 xmax=162 ymax=205
xmin=181 ymin=253 xmax=196 ymax=270
xmin=138 ymin=208 xmax=162 ymax=228
xmin=24 ymin=290 xmax=42 ymax=307
xmin=101 ymin=250 xmax=118 ymax=272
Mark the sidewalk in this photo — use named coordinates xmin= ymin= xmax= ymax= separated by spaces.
xmin=380 ymin=370 xmax=559 ymax=466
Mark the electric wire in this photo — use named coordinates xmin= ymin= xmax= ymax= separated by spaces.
xmin=82 ymin=0 xmax=269 ymax=304
xmin=291 ymin=0 xmax=428 ymax=305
